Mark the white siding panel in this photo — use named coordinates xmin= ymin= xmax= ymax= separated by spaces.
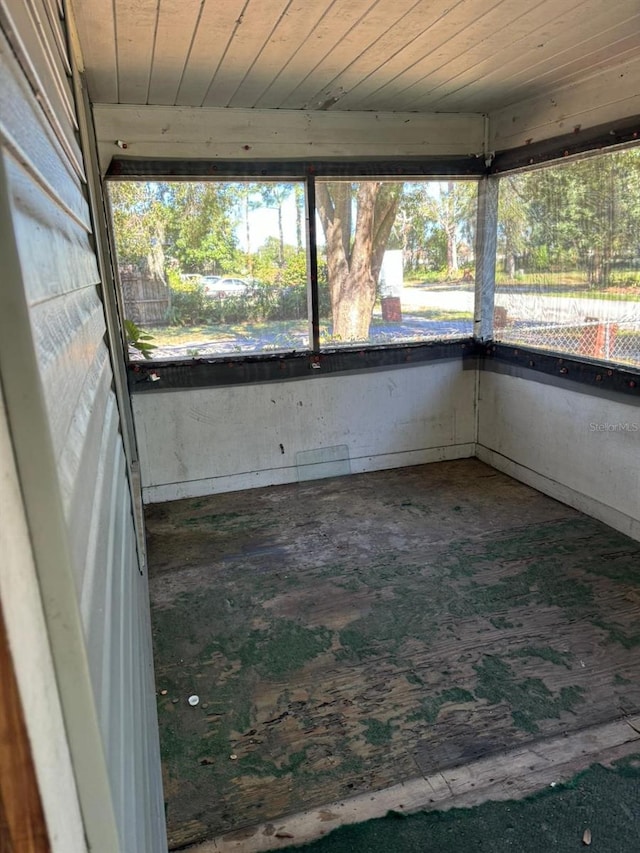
xmin=0 ymin=6 xmax=165 ymax=852
xmin=9 ymin=155 xmax=99 ymax=305
xmin=41 ymin=0 xmax=71 ymax=75
xmin=69 ymin=357 xmax=115 ymax=591
xmin=1 ymin=0 xmax=83 ymax=177
xmin=0 ymin=389 xmax=86 ymax=853
xmin=0 ymin=30 xmax=88 ymax=226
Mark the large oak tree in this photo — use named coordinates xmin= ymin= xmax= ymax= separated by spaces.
xmin=315 ymin=181 xmax=401 ymax=341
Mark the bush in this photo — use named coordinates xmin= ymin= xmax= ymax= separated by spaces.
xmin=166 ymin=269 xmax=208 ymax=324
xmin=526 ymin=245 xmax=550 ymax=272
xmin=607 ymin=271 xmax=640 ymax=288
xmin=166 ymin=267 xmax=331 ymax=326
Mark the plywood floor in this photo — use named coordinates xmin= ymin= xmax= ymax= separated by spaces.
xmin=145 ymin=459 xmax=640 ymax=850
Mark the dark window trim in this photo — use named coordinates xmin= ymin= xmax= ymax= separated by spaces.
xmin=106 ymin=157 xmax=487 ymax=180
xmin=490 ymin=115 xmax=640 ymax=175
xmin=105 ymin=118 xmax=640 ymax=182
xmin=128 ymin=339 xmax=479 ymax=392
xmin=483 ymin=343 xmax=640 ymax=400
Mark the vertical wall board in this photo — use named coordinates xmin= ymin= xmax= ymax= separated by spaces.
xmin=72 ymin=27 xmax=166 ymax=852
xmin=477 ymin=370 xmax=640 ymax=541
xmin=0 ymin=3 xmax=166 ymax=850
xmin=0 ymin=388 xmax=86 ymax=851
xmin=30 ymin=291 xmax=107 ymax=485
xmin=138 ymin=561 xmax=167 ymax=853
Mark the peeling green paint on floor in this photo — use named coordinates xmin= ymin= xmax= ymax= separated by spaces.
xmin=146 ymin=461 xmax=640 ymax=848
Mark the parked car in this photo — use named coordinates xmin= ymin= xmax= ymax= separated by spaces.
xmin=203 ymin=277 xmax=249 ymax=297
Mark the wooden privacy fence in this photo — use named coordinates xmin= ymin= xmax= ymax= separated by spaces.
xmin=120 ymin=270 xmax=170 ymax=326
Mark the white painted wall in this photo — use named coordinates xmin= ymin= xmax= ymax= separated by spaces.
xmin=477 ymin=369 xmax=640 ymax=541
xmin=134 ymin=360 xmax=476 ymax=503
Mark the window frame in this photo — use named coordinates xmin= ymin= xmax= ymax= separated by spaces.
xmin=106 ymin=159 xmax=484 ymax=382
xmin=105 ymin=142 xmax=640 ymax=395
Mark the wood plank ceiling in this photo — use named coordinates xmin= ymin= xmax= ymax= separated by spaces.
xmin=72 ymin=0 xmax=640 ymax=113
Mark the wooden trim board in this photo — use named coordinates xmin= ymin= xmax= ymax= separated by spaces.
xmin=189 ymin=715 xmax=640 ymax=852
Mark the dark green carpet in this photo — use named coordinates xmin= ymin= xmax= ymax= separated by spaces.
xmin=286 ymin=756 xmax=640 ymax=852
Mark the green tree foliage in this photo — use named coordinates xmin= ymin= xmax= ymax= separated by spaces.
xmin=394 ymin=182 xmax=477 ymax=275
xmin=165 ymin=183 xmax=241 ymax=273
xmin=165 ymin=269 xmax=208 ymax=325
xmin=109 ymin=182 xmax=168 ymax=276
xmin=109 ymin=181 xmax=241 ymax=276
xmin=498 ymin=148 xmax=640 ymax=286
xmin=124 ymin=319 xmax=156 ymax=358
xmin=252 ymin=238 xmax=307 ymax=286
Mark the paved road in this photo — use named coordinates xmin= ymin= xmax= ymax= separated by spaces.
xmin=417 ymin=289 xmax=640 ymax=325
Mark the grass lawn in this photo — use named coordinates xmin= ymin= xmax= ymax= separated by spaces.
xmin=145 ymin=319 xmax=309 ymax=348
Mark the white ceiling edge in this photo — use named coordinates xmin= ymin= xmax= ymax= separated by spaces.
xmin=92 ymin=105 xmax=487 ymax=174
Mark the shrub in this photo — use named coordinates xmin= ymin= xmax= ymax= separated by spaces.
xmin=608 ymin=271 xmax=640 ymax=288
xmin=166 ymin=269 xmax=208 ymax=324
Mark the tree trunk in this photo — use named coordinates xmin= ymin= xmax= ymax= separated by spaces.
xmin=245 ymin=193 xmax=253 ymax=276
xmin=446 ymin=224 xmax=458 ymax=273
xmin=295 ymin=184 xmax=303 ymax=250
xmin=316 ymin=181 xmax=401 ymax=342
xmin=444 ymin=182 xmax=458 ymax=274
xmin=330 ymin=267 xmax=377 ymax=340
xmin=277 ymin=203 xmax=284 ymax=267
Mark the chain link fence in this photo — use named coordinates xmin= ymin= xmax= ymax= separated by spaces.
xmin=496 ymin=315 xmax=640 ymax=369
